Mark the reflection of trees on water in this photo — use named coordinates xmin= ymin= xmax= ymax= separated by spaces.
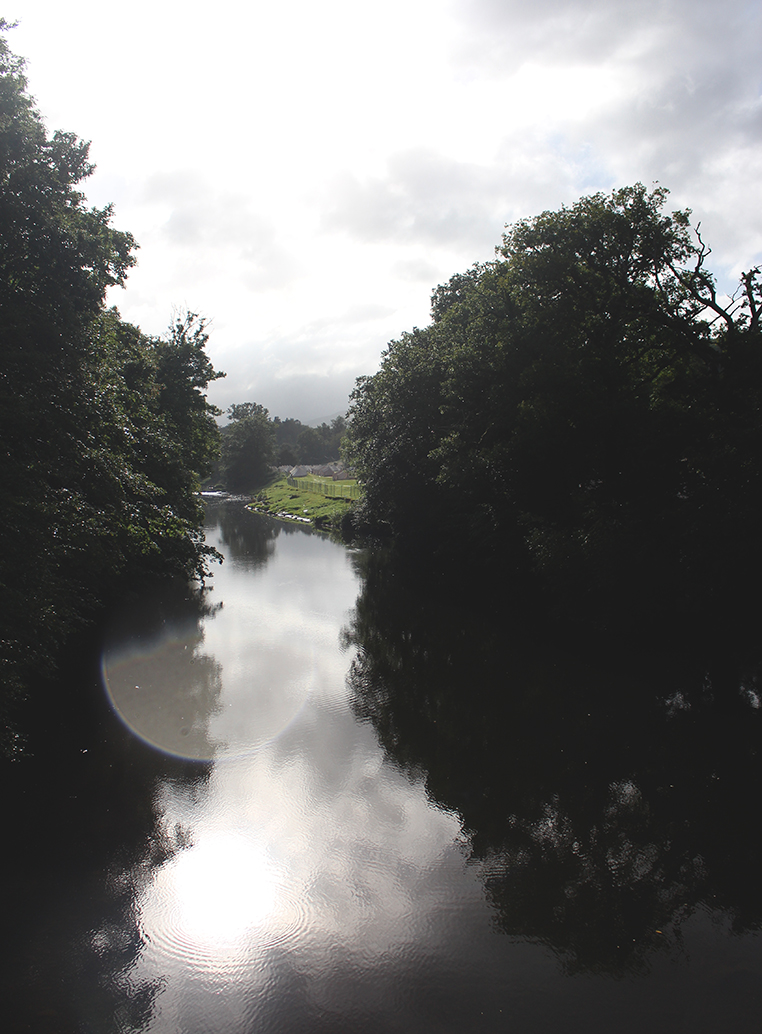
xmin=345 ymin=549 xmax=762 ymax=976
xmin=206 ymin=499 xmax=330 ymax=573
xmin=1 ymin=595 xmax=212 ymax=1031
xmin=207 ymin=499 xmax=280 ymax=569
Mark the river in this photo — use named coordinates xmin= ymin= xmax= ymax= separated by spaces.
xmin=2 ymin=497 xmax=760 ymax=1032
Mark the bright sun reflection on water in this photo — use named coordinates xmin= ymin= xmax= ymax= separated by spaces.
xmin=143 ymin=833 xmax=280 ymax=957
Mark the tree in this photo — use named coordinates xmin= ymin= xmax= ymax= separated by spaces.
xmin=295 ymin=425 xmax=330 ymax=464
xmin=0 ymin=25 xmax=224 ymax=750
xmin=0 ymin=21 xmax=136 ymax=376
xmin=344 ymin=185 xmax=762 ymax=637
xmin=268 ymin=414 xmax=347 ymax=466
xmin=344 ymin=328 xmax=452 ymax=541
xmin=221 ymin=402 xmax=275 ymax=490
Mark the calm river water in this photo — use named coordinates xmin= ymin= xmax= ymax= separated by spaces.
xmin=2 ymin=498 xmax=761 ymax=1032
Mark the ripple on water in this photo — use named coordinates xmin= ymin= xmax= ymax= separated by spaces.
xmin=136 ymin=833 xmax=312 ymax=978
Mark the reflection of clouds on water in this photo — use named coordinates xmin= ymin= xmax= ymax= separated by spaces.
xmin=193 ymin=512 xmax=471 ymax=958
xmin=205 ymin=646 xmax=314 ymax=754
xmin=199 ymin=511 xmax=361 ymax=755
xmin=139 ymin=831 xmax=284 ymax=967
xmin=123 ymin=507 xmax=489 ymax=1032
xmin=101 ymin=504 xmax=354 ymax=763
xmin=134 ymin=704 xmax=479 ymax=1032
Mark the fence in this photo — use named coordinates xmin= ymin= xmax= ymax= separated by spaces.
xmin=287 ymin=475 xmax=363 ymax=500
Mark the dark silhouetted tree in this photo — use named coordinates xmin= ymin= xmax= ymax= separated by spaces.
xmin=344 ymin=185 xmax=762 ymax=640
xmin=0 ymin=25 xmax=223 ymax=750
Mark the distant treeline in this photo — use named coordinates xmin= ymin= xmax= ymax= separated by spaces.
xmin=214 ymin=403 xmax=347 ymax=491
xmin=0 ymin=24 xmax=223 ymax=751
xmin=272 ymin=414 xmax=347 ymax=465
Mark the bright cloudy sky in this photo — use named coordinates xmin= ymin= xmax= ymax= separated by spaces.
xmin=7 ymin=0 xmax=762 ymax=421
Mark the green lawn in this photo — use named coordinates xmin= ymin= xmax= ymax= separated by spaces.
xmin=247 ymin=473 xmax=360 ymax=529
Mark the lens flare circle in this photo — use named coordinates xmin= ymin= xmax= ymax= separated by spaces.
xmin=101 ymin=635 xmax=223 ymax=761
xmin=101 ymin=637 xmax=316 ymax=762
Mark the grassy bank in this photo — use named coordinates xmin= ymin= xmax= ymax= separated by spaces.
xmin=248 ymin=473 xmax=360 ymax=530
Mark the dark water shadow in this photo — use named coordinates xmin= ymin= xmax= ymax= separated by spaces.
xmin=0 ymin=590 xmax=214 ymax=1033
xmin=345 ymin=548 xmax=762 ymax=979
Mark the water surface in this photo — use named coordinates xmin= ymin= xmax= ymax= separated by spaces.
xmin=2 ymin=499 xmax=760 ymax=1032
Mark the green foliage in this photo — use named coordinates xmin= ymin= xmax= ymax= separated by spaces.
xmin=0 ymin=26 xmax=223 ymax=750
xmin=153 ymin=313 xmax=224 ymax=488
xmin=272 ymin=413 xmax=347 ymax=464
xmin=221 ymin=402 xmax=276 ymax=491
xmin=221 ymin=410 xmax=348 ymax=482
xmin=0 ymin=23 xmax=136 ymax=378
xmin=344 ymin=185 xmax=762 ymax=633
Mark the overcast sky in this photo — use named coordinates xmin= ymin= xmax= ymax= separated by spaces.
xmin=7 ymin=0 xmax=762 ymax=421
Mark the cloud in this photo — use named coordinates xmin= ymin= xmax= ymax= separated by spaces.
xmin=323 ymin=136 xmax=617 ymax=258
xmin=323 ymin=149 xmax=513 ymax=251
xmin=452 ymin=0 xmax=759 ymax=74
xmin=142 ymin=171 xmax=303 ymax=290
xmin=452 ymin=0 xmax=638 ymax=68
xmin=205 ymin=302 xmax=400 ymax=421
xmin=10 ymin=0 xmax=762 ymax=418
xmin=391 ymin=257 xmax=443 ymax=284
xmin=441 ymin=0 xmax=762 ymax=279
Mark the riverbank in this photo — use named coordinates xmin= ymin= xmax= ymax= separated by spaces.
xmin=247 ymin=472 xmax=357 ymax=531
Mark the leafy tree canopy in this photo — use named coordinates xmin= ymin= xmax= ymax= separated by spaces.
xmin=221 ymin=403 xmax=276 ymax=491
xmin=0 ymin=25 xmax=223 ymax=752
xmin=344 ymin=185 xmax=762 ymax=638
